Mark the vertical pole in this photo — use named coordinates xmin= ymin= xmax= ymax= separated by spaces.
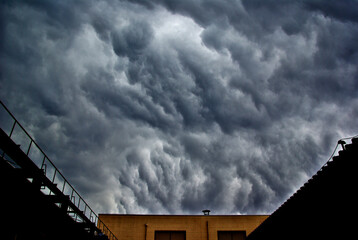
xmin=26 ymin=140 xmax=32 ymax=156
xmin=9 ymin=121 xmax=16 ymax=138
xmin=62 ymin=180 xmax=66 ymax=193
xmin=52 ymin=169 xmax=57 ymax=183
xmin=145 ymin=224 xmax=148 ymax=240
xmin=71 ymin=189 xmax=75 ymax=203
xmin=41 ymin=156 xmax=46 ymax=172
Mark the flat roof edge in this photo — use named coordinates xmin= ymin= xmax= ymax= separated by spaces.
xmin=98 ymin=214 xmax=270 ymax=217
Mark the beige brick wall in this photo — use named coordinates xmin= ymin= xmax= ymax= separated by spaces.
xmin=99 ymin=215 xmax=268 ymax=240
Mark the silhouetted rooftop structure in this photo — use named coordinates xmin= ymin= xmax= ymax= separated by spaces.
xmin=248 ymin=136 xmax=358 ymax=240
xmin=0 ymin=100 xmax=117 ymax=240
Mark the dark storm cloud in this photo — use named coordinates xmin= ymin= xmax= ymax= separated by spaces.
xmin=112 ymin=21 xmax=154 ymax=59
xmin=1 ymin=0 xmax=358 ymax=215
xmin=304 ymin=0 xmax=358 ymax=23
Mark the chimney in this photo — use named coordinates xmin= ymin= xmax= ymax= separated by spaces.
xmin=202 ymin=209 xmax=210 ymax=215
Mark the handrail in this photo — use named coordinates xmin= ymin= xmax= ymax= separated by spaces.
xmin=319 ymin=134 xmax=358 ymax=171
xmin=0 ymin=100 xmax=118 ymax=240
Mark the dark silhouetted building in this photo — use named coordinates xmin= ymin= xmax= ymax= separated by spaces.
xmin=247 ymin=138 xmax=358 ymax=240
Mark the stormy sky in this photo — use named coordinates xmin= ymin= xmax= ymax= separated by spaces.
xmin=1 ymin=0 xmax=357 ymax=215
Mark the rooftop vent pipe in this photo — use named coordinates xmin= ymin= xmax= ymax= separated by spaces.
xmin=202 ymin=209 xmax=210 ymax=215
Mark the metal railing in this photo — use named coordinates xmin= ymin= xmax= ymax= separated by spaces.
xmin=319 ymin=134 xmax=358 ymax=171
xmin=0 ymin=100 xmax=118 ymax=240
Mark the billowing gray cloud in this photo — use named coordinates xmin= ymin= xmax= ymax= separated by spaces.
xmin=1 ymin=0 xmax=357 ymax=215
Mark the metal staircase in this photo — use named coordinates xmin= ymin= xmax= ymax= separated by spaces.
xmin=0 ymin=100 xmax=118 ymax=240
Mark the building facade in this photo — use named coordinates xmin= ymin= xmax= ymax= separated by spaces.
xmin=99 ymin=214 xmax=268 ymax=240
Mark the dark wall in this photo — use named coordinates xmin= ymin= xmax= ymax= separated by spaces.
xmin=248 ymin=138 xmax=358 ymax=240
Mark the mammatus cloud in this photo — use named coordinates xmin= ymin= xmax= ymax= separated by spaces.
xmin=1 ymin=0 xmax=357 ymax=214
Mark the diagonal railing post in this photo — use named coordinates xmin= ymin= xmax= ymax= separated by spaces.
xmin=26 ymin=139 xmax=33 ymax=156
xmin=9 ymin=120 xmax=16 ymax=138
